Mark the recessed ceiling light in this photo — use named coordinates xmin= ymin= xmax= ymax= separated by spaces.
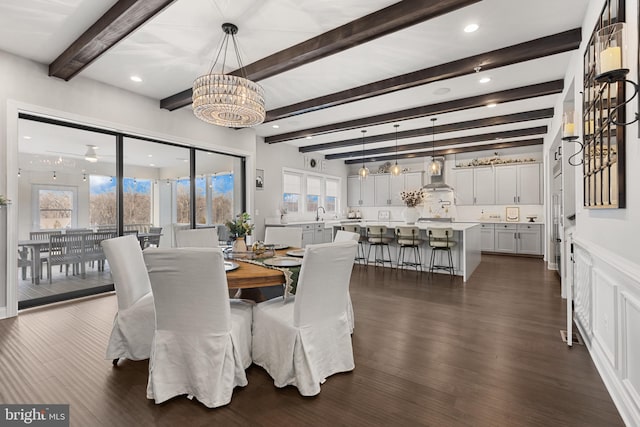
xmin=479 ymin=77 xmax=491 ymax=84
xmin=147 ymin=154 xmax=153 ymax=157
xmin=433 ymin=87 xmax=451 ymax=95
xmin=306 ymin=136 xmax=312 ymax=140
xmin=272 ymin=124 xmax=280 ymax=129
xmin=23 ymin=135 xmax=31 ymax=140
xmin=149 ymin=163 xmax=155 ymax=167
xmin=130 ymin=75 xmax=142 ymax=83
xmin=464 ymin=23 xmax=479 ymax=33
xmin=487 ymin=103 xmax=497 ymax=108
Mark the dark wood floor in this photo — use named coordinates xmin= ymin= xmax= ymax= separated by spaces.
xmin=0 ymin=255 xmax=624 ymax=426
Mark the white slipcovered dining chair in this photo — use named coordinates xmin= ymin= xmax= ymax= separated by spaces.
xmin=102 ymin=235 xmax=155 ymax=364
xmin=264 ymin=227 xmax=302 ymax=248
xmin=252 ymin=240 xmax=358 ymax=396
xmin=333 ymin=230 xmax=359 ymax=333
xmin=175 ymin=228 xmax=219 ymax=248
xmin=143 ymin=248 xmax=253 ymax=408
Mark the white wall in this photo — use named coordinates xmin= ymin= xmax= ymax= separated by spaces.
xmin=254 ymin=138 xmax=349 ymax=240
xmin=545 ymin=0 xmax=640 ymax=424
xmin=1 ymin=50 xmax=256 ymax=316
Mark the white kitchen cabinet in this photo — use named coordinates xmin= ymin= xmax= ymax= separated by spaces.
xmin=404 ymin=171 xmax=424 ymax=191
xmin=347 ymin=175 xmax=375 ymax=206
xmin=495 ymin=164 xmax=541 ymax=205
xmin=517 ymin=164 xmax=541 ymax=205
xmin=301 ymin=227 xmax=314 ymax=247
xmin=516 ymin=224 xmax=542 ymax=255
xmin=474 ymin=167 xmax=495 ymax=204
xmin=374 ymin=174 xmax=391 ymax=206
xmin=480 ymin=223 xmax=495 ymax=252
xmin=453 ymin=169 xmax=474 ymax=205
xmin=495 ymin=224 xmax=517 ymax=253
xmin=324 ymin=228 xmax=334 ymax=243
xmin=313 ymin=224 xmax=324 ymax=244
xmin=389 ymin=174 xmax=406 ymax=205
xmin=453 ymin=168 xmax=494 ymax=205
xmin=347 ymin=176 xmax=361 ymax=207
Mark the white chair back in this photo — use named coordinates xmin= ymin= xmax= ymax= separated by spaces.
xmin=143 ymin=248 xmax=230 ymax=334
xmin=175 ymin=228 xmax=219 ymax=248
xmin=102 ymin=235 xmax=151 ymax=310
xmin=294 ymin=240 xmax=357 ymax=327
xmin=334 ymin=230 xmax=359 ymax=242
xmin=265 ymin=227 xmax=303 ymax=247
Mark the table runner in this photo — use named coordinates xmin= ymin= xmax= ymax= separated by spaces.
xmin=235 ymin=258 xmax=301 ymax=296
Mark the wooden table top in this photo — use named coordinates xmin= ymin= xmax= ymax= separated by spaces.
xmin=225 ymin=248 xmax=299 ymax=289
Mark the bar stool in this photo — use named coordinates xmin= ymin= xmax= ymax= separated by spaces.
xmin=427 ymin=228 xmax=456 ymax=276
xmin=341 ymin=224 xmax=367 ymax=264
xmin=395 ymin=226 xmax=423 ymax=271
xmin=366 ymin=225 xmax=393 ymax=267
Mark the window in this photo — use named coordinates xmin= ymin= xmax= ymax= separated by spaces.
xmin=282 ymin=169 xmax=341 ymax=219
xmin=210 ymin=173 xmax=234 ymax=224
xmin=34 ymin=186 xmax=77 ymax=230
xmin=326 ymin=178 xmax=338 ymax=213
xmin=89 ymin=175 xmax=116 ymax=226
xmin=283 ymin=172 xmax=302 ymax=213
xmin=123 ymin=177 xmax=152 ymax=226
xmin=306 ymin=176 xmax=322 ymax=213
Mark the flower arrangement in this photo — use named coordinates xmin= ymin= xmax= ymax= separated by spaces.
xmin=400 ymin=189 xmax=425 ymax=207
xmin=226 ymin=212 xmax=254 ymax=238
xmin=0 ymin=195 xmax=10 ymax=206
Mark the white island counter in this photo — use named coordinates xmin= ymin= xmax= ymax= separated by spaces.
xmin=334 ymin=221 xmax=481 ymax=282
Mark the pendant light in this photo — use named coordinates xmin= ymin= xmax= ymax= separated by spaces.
xmin=358 ymin=130 xmax=369 ymax=179
xmin=428 ymin=118 xmax=442 ymax=176
xmin=390 ymin=124 xmax=402 ymax=176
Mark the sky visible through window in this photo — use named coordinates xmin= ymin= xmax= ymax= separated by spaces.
xmin=89 ymin=175 xmax=234 ymax=195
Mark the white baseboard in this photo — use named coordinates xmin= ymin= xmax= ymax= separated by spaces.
xmin=0 ymin=307 xmax=7 ymax=320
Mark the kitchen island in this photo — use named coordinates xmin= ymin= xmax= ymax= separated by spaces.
xmin=334 ymin=221 xmax=481 ymax=282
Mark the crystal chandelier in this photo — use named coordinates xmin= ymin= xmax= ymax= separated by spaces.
xmin=358 ymin=130 xmax=369 ymax=179
xmin=192 ymin=23 xmax=265 ymax=127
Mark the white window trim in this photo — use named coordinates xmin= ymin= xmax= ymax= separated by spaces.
xmin=32 ymin=184 xmax=78 ymax=231
xmin=282 ymin=167 xmax=341 ymax=220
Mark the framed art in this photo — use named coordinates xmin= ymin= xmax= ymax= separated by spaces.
xmin=505 ymin=207 xmax=520 ymax=222
xmin=256 ymin=169 xmax=264 ymax=190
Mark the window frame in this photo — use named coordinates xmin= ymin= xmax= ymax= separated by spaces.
xmin=282 ymin=168 xmax=341 ymax=220
xmin=32 ymin=184 xmax=78 ymax=231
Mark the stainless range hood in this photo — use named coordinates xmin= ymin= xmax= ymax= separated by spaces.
xmin=422 ymin=157 xmax=454 ymax=191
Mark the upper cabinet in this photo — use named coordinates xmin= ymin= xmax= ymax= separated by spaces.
xmin=495 ymin=164 xmax=541 ymax=205
xmin=348 ymin=172 xmax=423 ymax=207
xmin=453 ymin=167 xmax=494 ymax=205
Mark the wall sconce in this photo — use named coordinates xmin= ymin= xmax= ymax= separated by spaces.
xmin=562 ymin=110 xmax=583 ymax=166
xmin=594 ymin=22 xmax=638 ymax=126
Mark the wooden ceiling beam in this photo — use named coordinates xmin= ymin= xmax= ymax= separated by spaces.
xmin=299 ymin=108 xmax=553 ymax=153
xmin=328 ymin=126 xmax=547 ymax=160
xmin=267 ymin=28 xmax=580 ymax=123
xmin=159 ymin=0 xmax=481 ymax=111
xmin=343 ymin=138 xmax=544 ymax=164
xmin=49 ymin=0 xmax=176 ymax=80
xmin=267 ymin=80 xmax=563 ymax=143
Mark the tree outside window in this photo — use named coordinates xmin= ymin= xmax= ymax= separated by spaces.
xmin=39 ymin=189 xmax=73 ymax=229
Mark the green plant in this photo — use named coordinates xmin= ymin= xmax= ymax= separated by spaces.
xmin=0 ymin=195 xmax=9 ymax=206
xmin=226 ymin=212 xmax=254 ymax=238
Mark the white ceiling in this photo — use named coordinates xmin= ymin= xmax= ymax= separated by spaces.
xmin=0 ymin=0 xmax=589 ymax=164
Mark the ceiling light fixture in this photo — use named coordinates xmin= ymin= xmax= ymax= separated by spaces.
xmin=464 ymin=23 xmax=479 ymax=33
xmin=306 ymin=136 xmax=312 ymax=140
xmin=85 ymin=145 xmax=98 ymax=163
xmin=272 ymin=124 xmax=279 ymax=129
xmin=23 ymin=136 xmax=31 ymax=140
xmin=53 ymin=171 xmax=57 ymax=180
xmin=479 ymin=77 xmax=491 ymax=84
xmin=130 ymin=76 xmax=142 ymax=83
xmin=390 ymin=124 xmax=402 ymax=176
xmin=18 ymin=168 xmax=21 ymax=177
xmin=192 ymin=23 xmax=265 ymax=128
xmin=83 ymin=173 xmax=87 ymax=182
xmin=486 ymin=103 xmax=497 ymax=108
xmin=358 ymin=130 xmax=369 ymax=179
xmin=428 ymin=118 xmax=442 ymax=176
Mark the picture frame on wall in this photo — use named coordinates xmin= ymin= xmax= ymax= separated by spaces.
xmin=256 ymin=169 xmax=264 ymax=190
xmin=505 ymin=207 xmax=520 ymax=222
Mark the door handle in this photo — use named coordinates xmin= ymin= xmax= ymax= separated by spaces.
xmin=556 ymin=238 xmax=562 ymax=243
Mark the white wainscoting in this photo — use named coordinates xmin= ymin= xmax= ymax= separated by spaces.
xmin=573 ymin=237 xmax=640 ymax=426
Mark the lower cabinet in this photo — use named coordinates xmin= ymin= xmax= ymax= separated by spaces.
xmin=494 ymin=223 xmax=543 ymax=255
xmin=480 ymin=223 xmax=495 ymax=252
xmin=293 ymin=223 xmax=331 ymax=247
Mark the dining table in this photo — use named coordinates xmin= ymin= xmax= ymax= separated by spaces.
xmin=18 ymin=240 xmax=50 ymax=285
xmin=225 ymin=247 xmax=302 ymax=302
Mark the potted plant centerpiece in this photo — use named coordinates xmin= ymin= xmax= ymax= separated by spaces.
xmin=400 ymin=189 xmax=425 ymax=224
xmin=226 ymin=212 xmax=255 ymax=252
xmin=0 ymin=195 xmax=10 ymax=208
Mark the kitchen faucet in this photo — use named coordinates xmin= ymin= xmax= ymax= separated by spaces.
xmin=315 ymin=206 xmax=326 ymax=221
